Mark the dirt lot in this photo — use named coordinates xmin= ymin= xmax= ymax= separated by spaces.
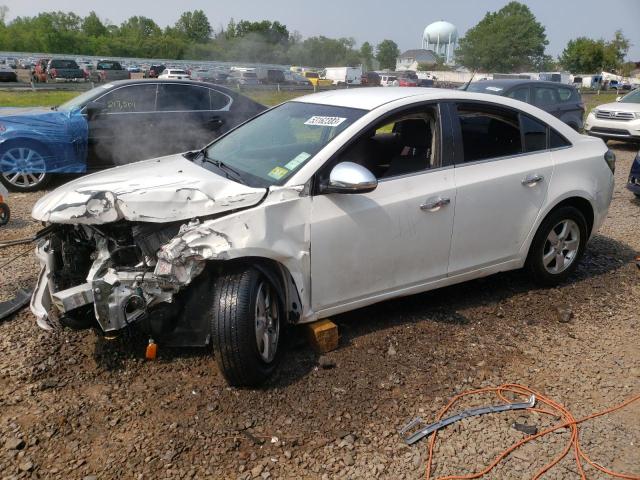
xmin=0 ymin=143 xmax=639 ymax=480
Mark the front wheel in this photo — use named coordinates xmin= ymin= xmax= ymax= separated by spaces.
xmin=526 ymin=206 xmax=588 ymax=286
xmin=211 ymin=267 xmax=282 ymax=387
xmin=0 ymin=142 xmax=52 ymax=192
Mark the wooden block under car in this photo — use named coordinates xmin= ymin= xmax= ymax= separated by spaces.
xmin=304 ymin=319 xmax=339 ymax=353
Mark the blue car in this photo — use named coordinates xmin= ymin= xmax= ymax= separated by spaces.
xmin=0 ymin=79 xmax=265 ymax=191
xmin=627 ymin=150 xmax=640 ymax=198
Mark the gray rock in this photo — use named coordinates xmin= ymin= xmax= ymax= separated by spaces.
xmin=4 ymin=437 xmax=25 ymax=450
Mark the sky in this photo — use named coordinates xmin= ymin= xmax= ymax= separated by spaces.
xmin=4 ymin=0 xmax=640 ymax=60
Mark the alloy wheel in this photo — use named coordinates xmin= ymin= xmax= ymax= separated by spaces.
xmin=254 ymin=281 xmax=280 ymax=363
xmin=542 ymin=219 xmax=581 ymax=274
xmin=0 ymin=146 xmax=47 ymax=189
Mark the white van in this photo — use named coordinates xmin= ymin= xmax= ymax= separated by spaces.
xmin=323 ymin=67 xmax=362 ymax=85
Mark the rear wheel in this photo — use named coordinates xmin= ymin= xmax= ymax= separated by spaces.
xmin=0 ymin=142 xmax=51 ymax=192
xmin=211 ymin=266 xmax=282 ymax=387
xmin=526 ymin=206 xmax=587 ymax=286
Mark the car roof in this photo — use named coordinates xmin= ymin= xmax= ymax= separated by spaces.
xmin=292 ymin=87 xmax=450 ymax=110
xmin=291 ymin=86 xmax=578 ymax=112
xmin=470 ymin=79 xmax=574 ymax=89
xmin=99 ymin=79 xmax=237 ymax=95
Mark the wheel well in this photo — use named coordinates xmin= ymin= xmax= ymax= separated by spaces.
xmin=548 ymin=197 xmax=594 ymax=236
xmin=212 ymin=257 xmax=303 ymax=323
xmin=0 ymin=137 xmax=53 ymax=157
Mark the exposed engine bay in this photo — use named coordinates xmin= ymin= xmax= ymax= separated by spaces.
xmin=31 ymin=220 xmax=213 ymax=344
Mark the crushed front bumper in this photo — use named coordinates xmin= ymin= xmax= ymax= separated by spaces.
xmin=31 ymin=223 xmax=205 ymax=334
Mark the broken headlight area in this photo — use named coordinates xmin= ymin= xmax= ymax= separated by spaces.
xmin=32 ymin=220 xmax=206 ymax=340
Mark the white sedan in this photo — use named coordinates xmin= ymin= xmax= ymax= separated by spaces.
xmin=158 ymin=68 xmax=190 ymax=80
xmin=30 ymin=88 xmax=614 ymax=386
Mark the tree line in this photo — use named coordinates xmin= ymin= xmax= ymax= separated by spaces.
xmin=0 ymin=7 xmax=400 ymax=70
xmin=454 ymin=1 xmax=633 ymax=75
xmin=0 ymin=3 xmax=633 ymax=74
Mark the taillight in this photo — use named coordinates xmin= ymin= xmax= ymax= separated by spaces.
xmin=604 ymin=149 xmax=616 ymax=173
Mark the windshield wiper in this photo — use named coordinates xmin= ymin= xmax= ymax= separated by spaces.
xmin=201 ymin=152 xmax=245 ymax=184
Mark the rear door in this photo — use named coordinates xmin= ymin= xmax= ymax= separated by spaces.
xmin=555 ymin=86 xmax=584 ymax=129
xmin=533 ymin=85 xmax=561 ymax=118
xmin=155 ymin=83 xmax=233 ymax=154
xmin=86 ymin=83 xmax=158 ymax=169
xmin=447 ymin=102 xmax=554 ymax=274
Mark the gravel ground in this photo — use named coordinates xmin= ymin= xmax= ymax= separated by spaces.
xmin=0 ymin=144 xmax=639 ymax=479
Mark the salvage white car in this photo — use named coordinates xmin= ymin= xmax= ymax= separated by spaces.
xmin=31 ymin=88 xmax=615 ymax=386
xmin=158 ymin=68 xmax=190 ymax=80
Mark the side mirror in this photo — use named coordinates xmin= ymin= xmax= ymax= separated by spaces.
xmin=322 ymin=162 xmax=378 ymax=194
xmin=616 ymin=96 xmax=622 ymax=102
xmin=85 ymin=101 xmax=104 ymax=120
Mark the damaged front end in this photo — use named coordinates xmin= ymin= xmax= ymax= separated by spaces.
xmin=31 ymin=220 xmax=209 ymax=343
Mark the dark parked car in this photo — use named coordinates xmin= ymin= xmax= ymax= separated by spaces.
xmin=361 ymin=71 xmax=381 ymax=86
xmin=148 ymin=64 xmax=166 ymax=78
xmin=627 ymin=150 xmax=640 ymax=198
xmin=465 ymin=79 xmax=585 ymax=131
xmin=0 ymin=65 xmax=17 ymax=82
xmin=0 ymin=80 xmax=266 ymax=191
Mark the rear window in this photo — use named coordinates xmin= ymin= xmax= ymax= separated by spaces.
xmin=305 ymin=72 xmax=319 ymax=79
xmin=242 ymin=72 xmax=257 ymax=78
xmin=557 ymin=87 xmax=575 ymax=102
xmin=50 ymin=60 xmax=79 ymax=69
xmin=169 ymin=70 xmax=188 ymax=75
xmin=97 ymin=61 xmax=123 ymax=70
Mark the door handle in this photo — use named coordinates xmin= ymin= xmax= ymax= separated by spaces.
xmin=420 ymin=197 xmax=451 ymax=211
xmin=521 ymin=174 xmax=544 ymax=187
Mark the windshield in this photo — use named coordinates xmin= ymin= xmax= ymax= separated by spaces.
xmin=97 ymin=61 xmax=122 ymax=70
xmin=203 ymin=102 xmax=366 ymax=187
xmin=620 ymin=89 xmax=640 ymax=104
xmin=50 ymin=60 xmax=78 ymax=69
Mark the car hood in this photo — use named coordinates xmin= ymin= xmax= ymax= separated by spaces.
xmin=32 ymin=154 xmax=267 ymax=224
xmin=0 ymin=107 xmax=73 ymax=126
xmin=594 ymin=102 xmax=640 ymax=112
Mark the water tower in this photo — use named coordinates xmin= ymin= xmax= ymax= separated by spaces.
xmin=422 ymin=21 xmax=458 ymax=64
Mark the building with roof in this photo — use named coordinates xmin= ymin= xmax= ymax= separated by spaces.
xmin=396 ymin=49 xmax=438 ymax=71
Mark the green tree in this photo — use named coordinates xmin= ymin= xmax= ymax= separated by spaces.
xmin=559 ymin=31 xmax=630 ymax=73
xmin=376 ymin=39 xmax=399 ymax=70
xmin=456 ymin=1 xmax=548 ymax=72
xmin=175 ymin=10 xmax=211 ymax=43
xmin=360 ymin=41 xmax=374 ymax=71
xmin=82 ymin=11 xmax=107 ymax=38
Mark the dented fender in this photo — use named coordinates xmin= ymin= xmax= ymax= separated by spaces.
xmin=156 ymin=185 xmax=314 ymax=321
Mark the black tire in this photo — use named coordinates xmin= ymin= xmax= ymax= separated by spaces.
xmin=0 ymin=141 xmax=52 ymax=192
xmin=0 ymin=203 xmax=9 ymax=226
xmin=211 ymin=266 xmax=283 ymax=387
xmin=526 ymin=206 xmax=588 ymax=286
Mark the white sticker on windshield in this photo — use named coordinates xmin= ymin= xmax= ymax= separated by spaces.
xmin=486 ymin=86 xmax=503 ymax=92
xmin=304 ymin=116 xmax=347 ymax=127
xmin=284 ymin=152 xmax=311 ymax=170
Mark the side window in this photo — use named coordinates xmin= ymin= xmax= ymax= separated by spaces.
xmin=456 ymin=103 xmax=522 ymax=162
xmin=335 ymin=105 xmax=440 ymax=179
xmin=533 ymin=87 xmax=558 ymax=106
xmin=100 ymin=85 xmax=157 ymax=113
xmin=557 ymin=87 xmax=573 ymax=102
xmin=209 ymin=89 xmax=231 ymax=110
xmin=550 ymin=129 xmax=571 ymax=148
xmin=520 ymin=115 xmax=547 ymax=153
xmin=507 ymin=87 xmax=530 ymax=103
xmin=157 ymin=85 xmax=210 ymax=111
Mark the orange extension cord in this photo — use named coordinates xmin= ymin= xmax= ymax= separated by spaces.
xmin=424 ymin=383 xmax=640 ymax=480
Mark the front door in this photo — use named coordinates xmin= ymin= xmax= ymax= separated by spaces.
xmin=86 ymin=83 xmax=158 ymax=169
xmin=310 ymin=104 xmax=456 ymax=314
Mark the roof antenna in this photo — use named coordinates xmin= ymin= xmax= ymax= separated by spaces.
xmin=462 ymin=70 xmax=476 ymax=91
